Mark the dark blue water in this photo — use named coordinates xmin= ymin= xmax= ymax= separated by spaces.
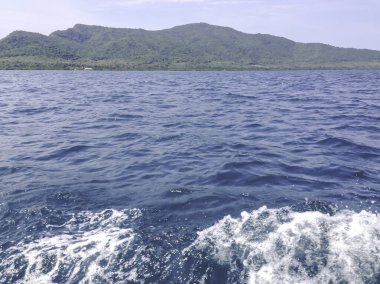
xmin=0 ymin=70 xmax=379 ymax=283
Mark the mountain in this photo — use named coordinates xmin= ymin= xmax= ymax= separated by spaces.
xmin=1 ymin=23 xmax=380 ymax=70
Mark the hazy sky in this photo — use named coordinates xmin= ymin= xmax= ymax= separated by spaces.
xmin=1 ymin=0 xmax=380 ymax=50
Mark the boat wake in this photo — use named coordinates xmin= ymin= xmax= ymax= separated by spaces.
xmin=1 ymin=206 xmax=379 ymax=283
xmin=0 ymin=209 xmax=142 ymax=283
xmin=184 ymin=206 xmax=380 ymax=283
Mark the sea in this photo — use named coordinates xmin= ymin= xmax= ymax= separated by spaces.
xmin=0 ymin=70 xmax=379 ymax=283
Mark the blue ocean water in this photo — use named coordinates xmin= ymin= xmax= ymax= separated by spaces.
xmin=0 ymin=70 xmax=379 ymax=283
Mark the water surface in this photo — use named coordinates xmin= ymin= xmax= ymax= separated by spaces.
xmin=0 ymin=70 xmax=379 ymax=283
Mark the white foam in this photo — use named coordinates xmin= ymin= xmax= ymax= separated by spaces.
xmin=3 ymin=206 xmax=379 ymax=283
xmin=1 ymin=208 xmax=141 ymax=284
xmin=185 ymin=206 xmax=380 ymax=284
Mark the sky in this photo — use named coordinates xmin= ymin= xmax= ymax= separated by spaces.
xmin=1 ymin=0 xmax=380 ymax=50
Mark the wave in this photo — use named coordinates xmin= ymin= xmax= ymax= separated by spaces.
xmin=11 ymin=106 xmax=59 ymax=115
xmin=36 ymin=145 xmax=92 ymax=161
xmin=317 ymin=136 xmax=379 ymax=153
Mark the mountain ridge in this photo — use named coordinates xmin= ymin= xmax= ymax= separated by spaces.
xmin=1 ymin=23 xmax=380 ymax=70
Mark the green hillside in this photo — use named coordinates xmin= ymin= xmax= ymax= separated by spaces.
xmin=1 ymin=23 xmax=380 ymax=70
